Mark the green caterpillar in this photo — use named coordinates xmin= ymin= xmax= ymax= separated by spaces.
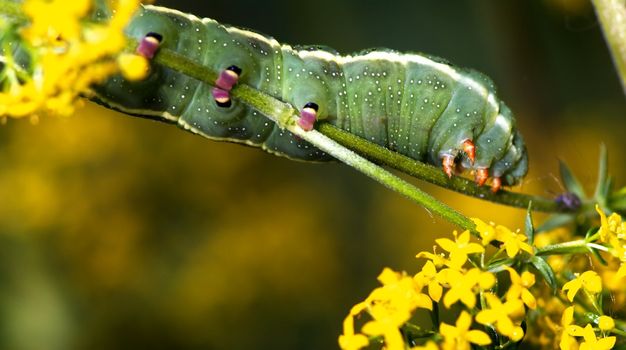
xmin=94 ymin=4 xmax=528 ymax=191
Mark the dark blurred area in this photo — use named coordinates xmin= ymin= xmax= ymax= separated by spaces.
xmin=0 ymin=1 xmax=624 ymax=349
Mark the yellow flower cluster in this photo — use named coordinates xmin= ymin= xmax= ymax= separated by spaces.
xmin=339 ymin=223 xmax=538 ymax=350
xmin=340 ymin=207 xmax=626 ymax=349
xmin=558 ymin=274 xmax=616 ymax=350
xmin=472 ymin=218 xmax=534 ymax=257
xmin=525 ymin=209 xmax=626 ymax=350
xmin=596 ymin=205 xmax=626 ymax=281
xmin=338 ymin=268 xmax=432 ymax=350
xmin=0 ymin=0 xmax=146 ymax=118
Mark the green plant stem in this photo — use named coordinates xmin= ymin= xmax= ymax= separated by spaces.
xmin=153 ymin=44 xmax=476 ymax=231
xmin=317 ymin=123 xmax=564 ymax=212
xmin=535 ymin=239 xmax=590 ymax=256
xmin=592 ymin=0 xmax=626 ymax=95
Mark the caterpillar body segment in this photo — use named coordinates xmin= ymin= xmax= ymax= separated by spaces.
xmin=93 ymin=5 xmax=528 ymax=187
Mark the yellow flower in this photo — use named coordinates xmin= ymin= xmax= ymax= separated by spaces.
xmin=560 ymin=306 xmax=578 ymax=350
xmin=414 ymin=260 xmax=443 ymax=302
xmin=495 ymin=224 xmax=534 ymax=257
xmin=472 ymin=218 xmax=497 ymax=246
xmin=118 ymin=53 xmax=150 ymax=81
xmin=475 ymin=293 xmax=525 ymax=341
xmin=338 ymin=334 xmax=368 ymax=350
xmin=595 ymin=206 xmax=626 ymax=282
xmin=440 ymin=311 xmax=491 ymax=350
xmin=435 ymin=230 xmax=484 ymax=269
xmin=370 ymin=268 xmax=432 ymax=317
xmin=416 ymin=249 xmax=449 ymax=268
xmin=1 ymin=0 xmax=142 ymax=118
xmin=568 ymin=324 xmax=616 ymax=350
xmin=441 ymin=268 xmax=494 ymax=309
xmin=362 ymin=319 xmax=404 ymax=350
xmin=562 ymin=271 xmax=602 ymax=302
xmin=471 ymin=218 xmax=533 ymax=257
xmin=596 ymin=205 xmax=626 ymax=243
xmin=504 ymin=267 xmax=537 ymax=309
xmin=598 ymin=316 xmax=615 ymax=331
xmin=22 ymin=0 xmax=92 ymax=44
xmin=339 ymin=302 xmax=369 ymax=350
xmin=339 ymin=268 xmax=432 ymax=350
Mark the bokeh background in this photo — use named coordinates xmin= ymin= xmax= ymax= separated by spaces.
xmin=1 ymin=0 xmax=625 ymax=349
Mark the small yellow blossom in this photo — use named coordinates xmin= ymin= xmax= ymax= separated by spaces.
xmin=339 ymin=302 xmax=369 ymax=350
xmin=560 ymin=306 xmax=578 ymax=350
xmin=595 ymin=205 xmax=626 ymax=283
xmin=596 ymin=205 xmax=626 ymax=243
xmin=472 ymin=218 xmax=497 ymax=246
xmin=339 ymin=268 xmax=432 ymax=350
xmin=504 ymin=267 xmax=537 ymax=309
xmin=362 ymin=319 xmax=404 ymax=350
xmin=416 ymin=249 xmax=449 ymax=268
xmin=476 ymin=293 xmax=525 ymax=341
xmin=562 ymin=271 xmax=602 ymax=302
xmin=414 ymin=260 xmax=444 ymax=302
xmin=568 ymin=324 xmax=616 ymax=350
xmin=471 ymin=218 xmax=533 ymax=257
xmin=441 ymin=268 xmax=494 ymax=309
xmin=118 ymin=53 xmax=150 ymax=81
xmin=496 ymin=224 xmax=534 ymax=257
xmin=435 ymin=230 xmax=484 ymax=269
xmin=440 ymin=311 xmax=491 ymax=350
xmin=598 ymin=316 xmax=615 ymax=331
xmin=22 ymin=0 xmax=92 ymax=44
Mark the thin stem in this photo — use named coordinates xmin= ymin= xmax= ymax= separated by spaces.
xmin=535 ymin=239 xmax=590 ymax=256
xmin=592 ymin=0 xmax=626 ymax=95
xmin=317 ymin=123 xmax=564 ymax=213
xmin=152 ymin=43 xmax=476 ymax=231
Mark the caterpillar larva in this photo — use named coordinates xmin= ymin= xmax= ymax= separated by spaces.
xmin=94 ymin=4 xmax=528 ymax=192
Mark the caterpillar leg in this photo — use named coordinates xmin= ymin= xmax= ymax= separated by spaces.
xmin=461 ymin=139 xmax=476 ymax=164
xmin=212 ymin=65 xmax=242 ymax=108
xmin=475 ymin=168 xmax=489 ymax=186
xmin=136 ymin=32 xmax=162 ymax=59
xmin=491 ymin=177 xmax=502 ymax=193
xmin=297 ymin=102 xmax=319 ymax=131
xmin=442 ymin=154 xmax=456 ymax=178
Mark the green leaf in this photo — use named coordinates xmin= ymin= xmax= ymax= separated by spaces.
xmin=525 ymin=202 xmax=535 ymax=244
xmin=536 ymin=213 xmax=575 ymax=233
xmin=486 ymin=258 xmax=514 ymax=273
xmin=590 ymin=246 xmax=608 ymax=265
xmin=529 ymin=256 xmax=557 ymax=291
xmin=559 ymin=160 xmax=586 ymax=198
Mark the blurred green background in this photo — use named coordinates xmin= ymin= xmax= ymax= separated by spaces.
xmin=1 ymin=0 xmax=625 ymax=349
